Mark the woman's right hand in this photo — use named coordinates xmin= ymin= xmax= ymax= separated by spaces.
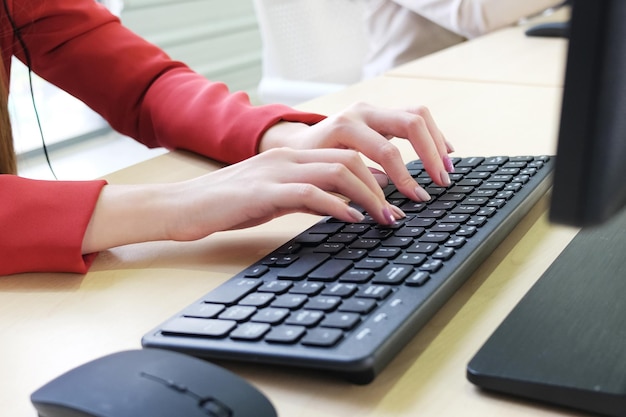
xmin=81 ymin=147 xmax=404 ymax=254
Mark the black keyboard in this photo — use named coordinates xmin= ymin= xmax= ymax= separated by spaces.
xmin=142 ymin=155 xmax=553 ymax=384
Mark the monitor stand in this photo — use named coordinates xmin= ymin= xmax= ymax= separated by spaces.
xmin=467 ymin=207 xmax=626 ymax=417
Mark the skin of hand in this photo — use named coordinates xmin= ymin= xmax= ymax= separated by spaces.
xmin=259 ymin=102 xmax=455 ymax=199
xmin=82 ymin=102 xmax=454 ymax=255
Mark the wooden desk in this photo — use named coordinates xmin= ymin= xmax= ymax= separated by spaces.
xmin=386 ymin=11 xmax=569 ymax=87
xmin=0 ymin=74 xmax=583 ymax=416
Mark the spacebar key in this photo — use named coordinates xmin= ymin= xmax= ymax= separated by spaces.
xmin=202 ymin=278 xmax=261 ymax=304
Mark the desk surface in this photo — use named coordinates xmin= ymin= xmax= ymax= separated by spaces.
xmin=386 ymin=10 xmax=569 ymax=87
xmin=0 ymin=72 xmax=583 ymax=416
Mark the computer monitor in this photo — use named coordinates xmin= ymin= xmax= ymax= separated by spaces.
xmin=467 ymin=3 xmax=626 ymax=415
xmin=549 ymin=0 xmax=626 ymax=227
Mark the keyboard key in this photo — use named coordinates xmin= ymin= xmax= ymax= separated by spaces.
xmin=161 ymin=317 xmax=236 ymax=338
xmin=243 ymin=265 xmax=269 ymax=278
xmin=277 ymin=253 xmax=330 ymax=280
xmin=338 ymin=298 xmax=377 ymax=314
xmin=304 ymin=296 xmax=342 ymax=312
xmin=289 ymin=281 xmax=324 ymax=295
xmin=456 ymin=157 xmax=484 ymax=168
xmin=321 ymin=312 xmax=361 ymax=330
xmin=301 ymin=328 xmax=343 ymax=347
xmin=407 ymin=242 xmax=438 ymax=254
xmin=322 ymin=283 xmax=358 ymax=298
xmin=182 ymin=303 xmax=225 ymax=319
xmin=445 ymin=237 xmax=467 ymax=249
xmin=335 ymin=248 xmax=367 ymax=260
xmin=431 ymin=223 xmax=460 ymax=233
xmin=218 ymin=306 xmax=257 ymax=322
xmin=354 ymin=258 xmax=388 ymax=270
xmin=238 ymin=292 xmax=275 ymax=307
xmin=308 ymin=259 xmax=353 ymax=281
xmin=285 ymin=310 xmax=324 ymax=327
xmin=271 ymin=294 xmax=308 ymax=309
xmin=405 ymin=271 xmax=430 ymax=286
xmin=202 ymin=279 xmax=261 ymax=305
xmin=230 ymin=322 xmax=270 ymax=341
xmin=419 ymin=260 xmax=443 ymax=273
xmin=258 ymin=280 xmax=292 ymax=294
xmin=394 ymin=253 xmax=427 ymax=266
xmin=250 ymin=308 xmax=290 ymax=324
xmin=265 ymin=325 xmax=306 ymax=344
xmin=433 ymin=247 xmax=455 ymax=261
xmin=369 ymin=247 xmax=401 ymax=259
xmin=394 ymin=226 xmax=425 ymax=237
xmin=372 ymin=265 xmax=412 ymax=285
xmin=356 ymin=285 xmax=392 ymax=300
xmin=339 ymin=269 xmax=374 ymax=283
xmin=314 ymin=243 xmax=345 ymax=254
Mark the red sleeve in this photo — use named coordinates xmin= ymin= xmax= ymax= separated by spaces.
xmin=0 ymin=176 xmax=106 ymax=276
xmin=0 ymin=1 xmax=327 ymax=275
xmin=10 ymin=0 xmax=326 ymax=164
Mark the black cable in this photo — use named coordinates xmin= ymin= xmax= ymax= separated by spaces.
xmin=3 ymin=0 xmax=57 ymax=179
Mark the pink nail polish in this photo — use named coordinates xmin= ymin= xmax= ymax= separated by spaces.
xmin=348 ymin=207 xmax=365 ymax=222
xmin=444 ymin=156 xmax=455 ymax=173
xmin=390 ymin=204 xmax=407 ymax=219
xmin=382 ymin=207 xmax=396 ymax=225
xmin=415 ymin=186 xmax=431 ymax=201
xmin=440 ymin=170 xmax=451 ymax=187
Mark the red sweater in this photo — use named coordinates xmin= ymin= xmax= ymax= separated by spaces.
xmin=0 ymin=0 xmax=325 ymax=275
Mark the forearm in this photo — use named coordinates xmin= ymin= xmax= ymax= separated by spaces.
xmin=81 ymin=184 xmax=178 ymax=254
xmin=16 ymin=0 xmax=325 ymax=166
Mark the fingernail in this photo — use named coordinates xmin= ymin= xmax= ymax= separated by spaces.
xmin=382 ymin=207 xmax=396 ymax=225
xmin=415 ymin=186 xmax=431 ymax=201
xmin=389 ymin=204 xmax=406 ymax=219
xmin=440 ymin=170 xmax=451 ymax=186
xmin=444 ymin=156 xmax=455 ymax=173
xmin=372 ymin=172 xmax=389 ymax=188
xmin=348 ymin=207 xmax=365 ymax=222
xmin=445 ymin=139 xmax=456 ymax=153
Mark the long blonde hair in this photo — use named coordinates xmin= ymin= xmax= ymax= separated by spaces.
xmin=0 ymin=64 xmax=16 ymax=175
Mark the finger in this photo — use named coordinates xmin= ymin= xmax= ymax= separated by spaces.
xmin=253 ymin=148 xmax=393 ymax=223
xmin=360 ymin=105 xmax=453 ymax=188
xmin=368 ymin=167 xmax=389 ymax=188
xmin=406 ymin=105 xmax=450 ymax=157
xmin=329 ymin=116 xmax=432 ymax=201
xmin=406 ymin=105 xmax=457 ymax=175
xmin=267 ymin=182 xmax=368 ymax=224
xmin=275 ymin=157 xmax=393 ymax=224
xmin=285 ymin=148 xmax=391 ymax=206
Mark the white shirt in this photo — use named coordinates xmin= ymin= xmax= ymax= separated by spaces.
xmin=363 ymin=0 xmax=564 ymax=78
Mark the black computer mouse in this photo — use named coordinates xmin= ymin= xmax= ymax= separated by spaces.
xmin=31 ymin=349 xmax=277 ymax=417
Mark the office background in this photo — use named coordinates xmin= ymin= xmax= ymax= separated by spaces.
xmin=15 ymin=0 xmax=264 ymax=180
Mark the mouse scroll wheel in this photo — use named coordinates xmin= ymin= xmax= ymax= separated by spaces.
xmin=140 ymin=372 xmax=188 ymax=392
xmin=167 ymin=380 xmax=188 ymax=392
xmin=199 ymin=397 xmax=233 ymax=417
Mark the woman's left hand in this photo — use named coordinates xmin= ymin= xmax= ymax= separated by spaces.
xmin=259 ymin=102 xmax=455 ymax=203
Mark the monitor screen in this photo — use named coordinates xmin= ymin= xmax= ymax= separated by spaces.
xmin=549 ymin=0 xmax=626 ymax=227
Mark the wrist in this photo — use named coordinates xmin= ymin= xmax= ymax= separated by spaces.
xmin=82 ymin=183 xmax=176 ymax=254
xmin=258 ymin=121 xmax=310 ymax=153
